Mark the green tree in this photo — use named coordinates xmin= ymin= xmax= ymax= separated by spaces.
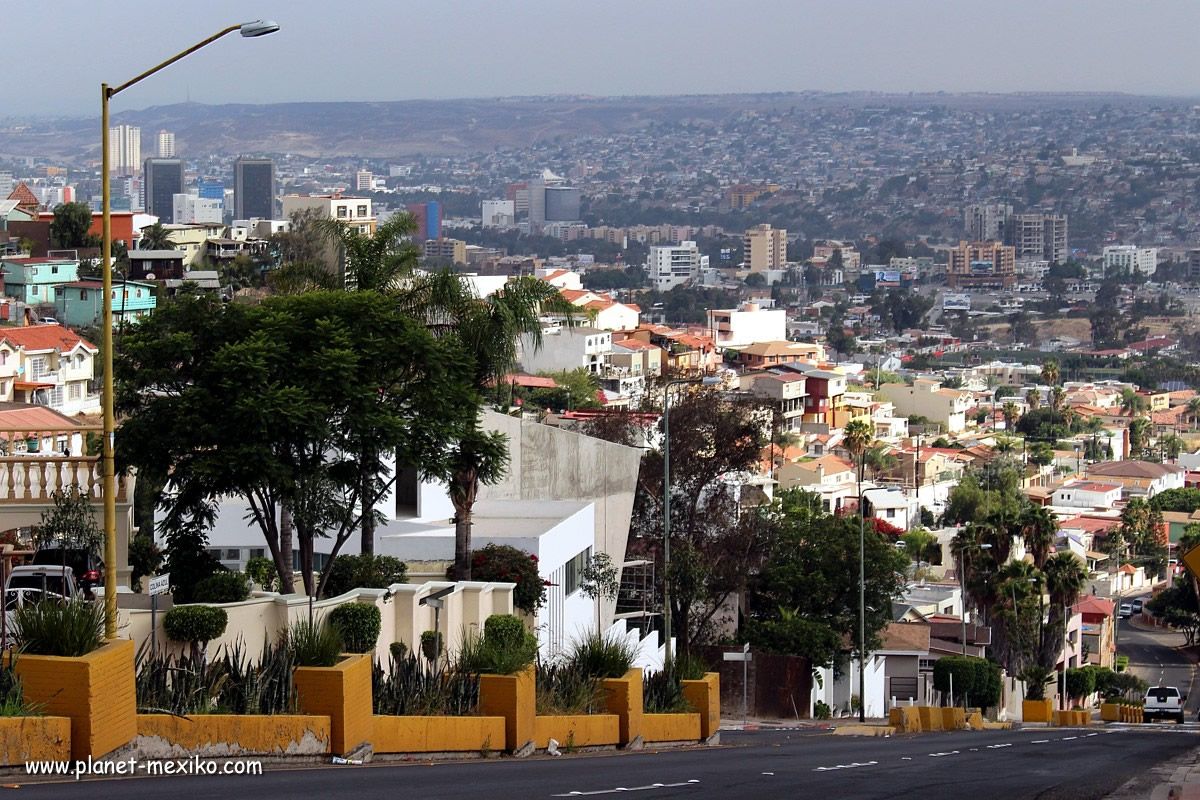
xmin=1119 ymin=388 xmax=1148 ymax=417
xmin=49 ymin=202 xmax=100 ymax=249
xmin=900 ymin=528 xmax=936 ymax=566
xmin=139 ymin=222 xmax=175 ymax=250
xmin=1039 ymin=552 xmax=1087 ymax=669
xmin=33 ymin=485 xmax=103 ymax=581
xmin=528 ymin=368 xmax=602 ymax=411
xmin=1128 ymin=416 xmax=1151 ymax=457
xmin=1002 ymin=401 xmax=1020 ymax=431
xmin=1020 ymin=505 xmax=1058 ymax=570
xmin=115 ymin=292 xmax=481 ymax=597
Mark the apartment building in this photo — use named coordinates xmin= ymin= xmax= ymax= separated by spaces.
xmin=707 ymin=301 xmax=786 ymax=349
xmin=732 ymin=340 xmax=824 ymax=370
xmin=423 ymin=237 xmax=466 ymax=264
xmin=946 ymin=241 xmax=1017 ymax=288
xmin=1007 ymin=213 xmax=1069 ymax=265
xmin=750 ymin=373 xmax=808 ymax=433
xmin=743 ymin=224 xmax=787 ymax=272
xmin=519 ymin=326 xmax=612 ymax=375
xmin=109 ymin=125 xmax=141 ymax=177
xmin=964 ymin=203 xmax=1013 ymax=242
xmin=647 ymin=241 xmax=705 ymax=290
xmin=1 ymin=257 xmax=79 ymax=306
xmin=0 ymin=326 xmax=99 ymax=416
xmin=281 ymin=194 xmax=376 ymax=282
xmin=1102 ymin=245 xmax=1157 ymax=277
xmin=880 ymin=379 xmax=974 ymax=432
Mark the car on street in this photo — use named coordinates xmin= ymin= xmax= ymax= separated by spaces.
xmin=1144 ymin=686 xmax=1186 ymax=723
xmin=1132 ymin=598 xmax=1144 ymax=614
xmin=32 ymin=547 xmax=103 ymax=598
xmin=1120 ymin=603 xmax=1133 ymax=618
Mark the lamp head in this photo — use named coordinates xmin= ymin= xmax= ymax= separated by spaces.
xmin=240 ymin=20 xmax=280 ymax=37
xmin=700 ymin=376 xmax=722 ymax=386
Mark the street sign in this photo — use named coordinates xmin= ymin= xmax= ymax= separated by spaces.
xmin=723 ymin=651 xmax=753 ymax=662
xmin=148 ymin=574 xmax=170 ymax=596
xmin=1182 ymin=544 xmax=1200 ymax=585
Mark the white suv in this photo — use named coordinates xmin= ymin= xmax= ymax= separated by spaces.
xmin=1144 ymin=686 xmax=1185 ymax=724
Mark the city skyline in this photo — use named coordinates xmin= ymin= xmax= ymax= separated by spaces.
xmin=7 ymin=0 xmax=1200 ymax=117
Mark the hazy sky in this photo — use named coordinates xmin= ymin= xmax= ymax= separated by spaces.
xmin=9 ymin=0 xmax=1200 ymax=116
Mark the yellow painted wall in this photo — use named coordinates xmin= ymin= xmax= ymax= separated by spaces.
xmin=293 ymin=653 xmax=373 ymax=756
xmin=1101 ymin=704 xmax=1121 ymax=721
xmin=642 ymin=713 xmax=701 ymax=743
xmin=534 ymin=715 xmax=620 ymax=749
xmin=479 ymin=667 xmax=535 ymax=752
xmin=373 ymin=716 xmax=506 ymax=754
xmin=888 ymin=706 xmax=921 ymax=732
xmin=15 ymin=639 xmax=136 ymax=760
xmin=1022 ymin=699 xmax=1053 ymax=723
xmin=941 ymin=707 xmax=966 ymax=730
xmin=917 ymin=706 xmax=944 ymax=731
xmin=0 ymin=716 xmax=71 ymax=765
xmin=602 ymin=669 xmax=643 ymax=745
xmin=681 ymin=673 xmax=720 ymax=740
xmin=135 ymin=715 xmax=330 ymax=756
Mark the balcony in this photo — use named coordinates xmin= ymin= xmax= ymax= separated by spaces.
xmin=0 ymin=456 xmax=128 ymax=503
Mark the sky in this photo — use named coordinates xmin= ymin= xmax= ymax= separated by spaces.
xmin=9 ymin=0 xmax=1200 ymax=116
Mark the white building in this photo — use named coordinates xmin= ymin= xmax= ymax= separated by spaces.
xmin=156 ymin=130 xmax=175 ymax=159
xmin=109 ymin=124 xmax=141 ymax=176
xmin=707 ymin=302 xmax=787 ymax=350
xmin=1051 ymin=480 xmax=1124 ymax=510
xmin=648 ymin=241 xmax=706 ymax=291
xmin=536 ymin=268 xmax=583 ymax=291
xmin=482 ymin=200 xmax=516 ymax=228
xmin=172 ymin=194 xmax=223 ymax=225
xmin=355 ymin=170 xmax=373 ymax=192
xmin=520 ymin=326 xmax=612 ymax=375
xmin=1103 ymin=245 xmax=1157 ymax=277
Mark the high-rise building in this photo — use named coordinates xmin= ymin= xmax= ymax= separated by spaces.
xmin=1006 ymin=213 xmax=1068 ymax=265
xmin=280 ymin=193 xmax=376 ymax=284
xmin=110 ymin=125 xmax=141 ymax=177
xmin=648 ymin=241 xmax=706 ymax=291
xmin=743 ymin=224 xmax=787 ymax=272
xmin=0 ymin=172 xmax=14 ymax=200
xmin=234 ymin=157 xmax=275 ymax=221
xmin=156 ymin=130 xmax=175 ymax=159
xmin=173 ymin=194 xmax=223 ymax=224
xmin=544 ymin=186 xmax=581 ymax=222
xmin=406 ymin=202 xmax=441 ymax=242
xmin=143 ymin=158 xmax=183 ymax=222
xmin=964 ymin=203 xmax=1013 ymax=242
xmin=355 ymin=170 xmax=373 ymax=192
xmin=197 ymin=180 xmax=225 ymax=200
xmin=526 ymin=178 xmax=547 ymax=228
xmin=1102 ymin=245 xmax=1158 ymax=277
xmin=1188 ymin=250 xmax=1200 ymax=281
xmin=946 ymin=241 xmax=1017 ymax=288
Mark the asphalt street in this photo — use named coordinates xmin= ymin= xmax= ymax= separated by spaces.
xmin=1116 ymin=593 xmax=1199 ymax=715
xmin=11 ymin=727 xmax=1199 ymax=800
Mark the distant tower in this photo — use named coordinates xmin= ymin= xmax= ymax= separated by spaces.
xmin=143 ymin=158 xmax=184 ymax=223
xmin=234 ymin=157 xmax=276 ymax=220
xmin=109 ymin=125 xmax=141 ymax=177
xmin=156 ymin=130 xmax=176 ymax=159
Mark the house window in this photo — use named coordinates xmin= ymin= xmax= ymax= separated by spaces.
xmin=564 ymin=547 xmax=591 ymax=596
xmin=45 ymin=387 xmax=62 ymax=408
xmin=30 ymin=356 xmax=48 ymax=380
xmin=51 ymin=266 xmax=58 ymax=274
xmin=357 ymin=205 xmax=368 ymax=216
xmin=249 ymin=548 xmax=265 ymax=560
xmin=919 ymin=658 xmax=935 ymax=672
xmin=886 ymin=508 xmax=896 ymax=518
xmin=223 ymin=549 xmax=241 ymax=561
xmin=68 ymin=383 xmax=81 ymax=400
xmin=80 ymin=289 xmax=87 ymax=300
xmin=29 ymin=286 xmax=37 ymax=296
xmin=336 ymin=206 xmax=348 ymax=218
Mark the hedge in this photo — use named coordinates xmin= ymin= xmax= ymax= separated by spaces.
xmin=327 ymin=603 xmax=382 ymax=653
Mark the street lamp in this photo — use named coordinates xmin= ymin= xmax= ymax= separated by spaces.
xmin=960 ymin=543 xmax=992 ymax=655
xmin=100 ymin=20 xmax=279 ymax=637
xmin=662 ymin=375 xmax=721 ymax=666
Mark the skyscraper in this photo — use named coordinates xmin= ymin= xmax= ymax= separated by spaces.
xmin=156 ymin=130 xmax=176 ymax=159
xmin=234 ymin=157 xmax=276 ymax=220
xmin=743 ymin=224 xmax=787 ymax=272
xmin=143 ymin=158 xmax=183 ymax=222
xmin=406 ymin=202 xmax=441 ymax=242
xmin=355 ymin=170 xmax=373 ymax=192
xmin=110 ymin=125 xmax=141 ymax=177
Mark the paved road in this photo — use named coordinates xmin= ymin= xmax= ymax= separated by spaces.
xmin=1116 ymin=593 xmax=1199 ymax=715
xmin=12 ymin=728 xmax=1200 ymax=800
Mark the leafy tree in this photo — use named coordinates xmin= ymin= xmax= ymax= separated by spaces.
xmin=49 ymin=202 xmax=100 ymax=249
xmin=463 ymin=544 xmax=546 ymax=613
xmin=1028 ymin=441 xmax=1054 ymax=467
xmin=321 ymin=554 xmax=408 ymax=598
xmin=128 ymin=531 xmax=162 ymax=594
xmin=744 ymin=272 xmax=767 ymax=288
xmin=1008 ymin=311 xmax=1037 ymax=346
xmin=115 ymin=292 xmax=481 ymax=597
xmin=1016 ymin=407 xmax=1073 ymax=442
xmin=1002 ymin=401 xmax=1020 ymax=430
xmin=528 ymin=368 xmax=602 ymax=411
xmin=160 ymin=516 xmax=223 ymax=604
xmin=630 ymin=387 xmax=771 ymax=655
xmin=900 ymin=528 xmax=936 ymax=566
xmin=1151 ymin=488 xmax=1200 ymax=514
xmin=139 ymin=222 xmax=175 ymax=250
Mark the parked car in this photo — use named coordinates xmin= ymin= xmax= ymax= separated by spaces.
xmin=1144 ymin=686 xmax=1186 ymax=724
xmin=1132 ymin=598 xmax=1144 ymax=615
xmin=32 ymin=548 xmax=103 ymax=598
xmin=1119 ymin=603 xmax=1133 ymax=619
xmin=37 ymin=318 xmax=58 ymax=325
xmin=5 ymin=565 xmax=79 ymax=600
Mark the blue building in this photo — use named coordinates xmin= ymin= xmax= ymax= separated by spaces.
xmin=405 ymin=201 xmax=441 ymax=242
xmin=198 ymin=180 xmax=225 ymax=200
xmin=54 ymin=280 xmax=157 ymax=328
xmin=1 ymin=257 xmax=79 ymax=305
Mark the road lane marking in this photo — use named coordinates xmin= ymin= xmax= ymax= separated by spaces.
xmin=1062 ymin=736 xmax=1077 ymax=740
xmin=1032 ymin=739 xmax=1049 ymax=744
xmin=553 ymin=782 xmax=700 ymax=796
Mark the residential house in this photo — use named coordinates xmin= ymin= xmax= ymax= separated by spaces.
xmin=157 ymin=223 xmax=226 ymax=267
xmin=1073 ymin=596 xmax=1115 ymax=668
xmin=536 ymin=268 xmax=583 ymax=291
xmin=609 ymin=338 xmax=662 ymax=380
xmin=795 ymin=367 xmax=848 ymax=429
xmin=54 ymin=280 xmax=157 ymax=328
xmin=620 ymin=325 xmax=718 ymax=373
xmin=881 ymin=379 xmax=973 ymax=433
xmin=732 ymin=340 xmax=824 ymax=370
xmin=862 ymin=487 xmax=914 ymax=530
xmin=749 ymin=373 xmax=808 ymax=433
xmin=1050 ymin=480 xmax=1124 ymax=510
xmin=520 ymin=326 xmax=612 ymax=376
xmin=128 ymin=250 xmax=186 ymax=281
xmin=1084 ymin=460 xmax=1185 ymax=499
xmin=1 ymin=257 xmax=78 ymax=306
xmin=707 ymin=302 xmax=786 ymax=350
xmin=775 ymin=454 xmax=857 ymax=512
xmin=0 ymin=326 xmax=98 ymax=415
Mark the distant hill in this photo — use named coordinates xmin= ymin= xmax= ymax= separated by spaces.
xmin=0 ymin=92 xmax=1183 ymax=161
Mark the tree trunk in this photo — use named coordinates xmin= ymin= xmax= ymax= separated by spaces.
xmin=278 ymin=505 xmax=295 ymax=594
xmin=360 ymin=453 xmax=375 ymax=555
xmin=298 ymin=524 xmax=314 ymax=597
xmin=452 ymin=471 xmax=478 ymax=581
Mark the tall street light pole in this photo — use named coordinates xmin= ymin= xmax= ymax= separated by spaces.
xmin=961 ymin=542 xmax=992 ymax=655
xmin=662 ymin=375 xmax=720 ymax=667
xmin=100 ymin=19 xmax=280 ymax=638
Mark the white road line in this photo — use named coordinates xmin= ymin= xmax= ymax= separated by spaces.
xmin=553 ymin=782 xmax=700 ymax=796
xmin=1032 ymin=739 xmax=1049 ymax=744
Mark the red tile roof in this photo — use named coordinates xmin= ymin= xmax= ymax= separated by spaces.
xmin=0 ymin=326 xmax=96 ymax=352
xmin=1072 ymin=596 xmax=1114 ymax=617
xmin=7 ymin=182 xmax=38 ymax=208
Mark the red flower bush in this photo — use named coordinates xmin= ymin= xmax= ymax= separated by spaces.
xmin=449 ymin=543 xmax=546 ymax=613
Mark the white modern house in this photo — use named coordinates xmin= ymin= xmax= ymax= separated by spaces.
xmin=1051 ymin=480 xmax=1124 ymax=510
xmin=706 ymin=302 xmax=786 ymax=350
xmin=519 ymin=326 xmax=613 ymax=376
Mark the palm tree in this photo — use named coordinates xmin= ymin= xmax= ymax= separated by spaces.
xmin=139 ymin=222 xmax=175 ymax=250
xmin=995 ymin=437 xmax=1017 ymax=454
xmin=1128 ymin=416 xmax=1151 ymax=458
xmin=1020 ymin=505 xmax=1058 ymax=570
xmin=995 ymin=560 xmax=1042 ymax=674
xmin=1002 ymin=401 xmax=1019 ymax=431
xmin=843 ymin=420 xmax=874 ymax=497
xmin=1119 ymin=388 xmax=1147 ymax=417
xmin=1026 ymin=388 xmax=1041 ymax=411
xmin=1040 ymin=358 xmax=1060 ymax=389
xmin=1041 ymin=552 xmax=1088 ymax=670
xmin=1188 ymin=396 xmax=1200 ymax=431
xmin=863 ymin=443 xmax=898 ymax=481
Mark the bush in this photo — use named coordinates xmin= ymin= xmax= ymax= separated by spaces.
xmin=1065 ymin=667 xmax=1097 ymax=700
xmin=537 ymin=661 xmax=603 ymax=715
xmin=373 ymin=651 xmax=480 ymax=717
xmin=192 ymin=571 xmax=250 ymax=603
xmin=322 ymin=554 xmax=407 ymax=599
xmin=484 ymin=614 xmax=528 ymax=649
xmin=0 ymin=658 xmax=36 ymax=717
xmin=420 ymin=631 xmax=444 ymax=662
xmin=460 ymin=545 xmax=546 ymax=613
xmin=932 ymin=656 xmax=977 ymax=704
xmin=288 ymin=620 xmax=343 ymax=668
xmin=972 ymin=659 xmax=1003 ymax=711
xmin=13 ymin=599 xmax=102 ymax=657
xmin=643 ymin=662 xmax=694 ymax=714
xmin=457 ymin=614 xmax=538 ymax=675
xmin=568 ymin=631 xmax=636 ymax=680
xmin=813 ymin=700 xmax=832 ymax=720
xmin=1090 ymin=666 xmax=1116 ymax=697
xmin=128 ymin=532 xmax=162 ymax=594
xmin=163 ymin=606 xmax=229 ymax=647
xmin=389 ymin=641 xmax=408 ymax=662
xmin=327 ymin=604 xmax=381 ymax=654
xmin=1019 ymin=665 xmax=1056 ymax=701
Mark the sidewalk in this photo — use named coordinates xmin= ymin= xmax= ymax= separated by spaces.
xmin=719 ymin=715 xmax=833 ymax=731
xmin=1107 ymin=746 xmax=1200 ymax=799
